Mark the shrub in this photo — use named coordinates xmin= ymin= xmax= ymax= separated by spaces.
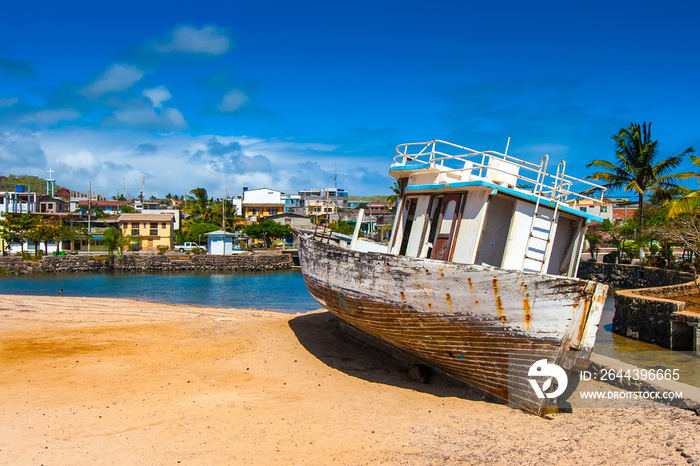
xmin=158 ymin=246 xmax=168 ymax=255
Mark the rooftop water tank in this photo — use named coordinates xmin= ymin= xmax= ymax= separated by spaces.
xmin=15 ymin=185 xmax=26 ymax=193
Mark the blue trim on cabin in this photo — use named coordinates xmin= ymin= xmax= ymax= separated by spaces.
xmin=404 ymin=179 xmax=604 ymax=223
xmin=389 ymin=163 xmax=432 ymax=173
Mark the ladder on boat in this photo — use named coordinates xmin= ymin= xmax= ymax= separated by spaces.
xmin=312 ymin=224 xmax=335 ymax=243
xmin=521 ymin=162 xmax=565 ymax=273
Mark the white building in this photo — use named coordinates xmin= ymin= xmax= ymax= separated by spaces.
xmin=241 ymin=187 xmax=285 ymax=221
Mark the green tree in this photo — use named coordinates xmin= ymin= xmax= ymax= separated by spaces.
xmin=0 ymin=213 xmax=39 ymax=253
xmin=667 ymin=155 xmax=700 ymax=218
xmin=243 ymin=220 xmax=293 ymax=247
xmin=585 ymin=231 xmax=602 ymax=261
xmin=386 ymin=181 xmax=401 ymax=208
xmin=211 ymin=199 xmax=244 ymax=232
xmin=25 ymin=224 xmax=44 ymax=256
xmin=599 ymin=218 xmax=635 ymax=263
xmin=185 ymin=187 xmax=212 ymax=221
xmin=587 ymin=122 xmax=694 ymax=231
xmin=102 ymin=227 xmax=123 ymax=256
xmin=184 ymin=220 xmax=219 ymax=243
xmin=328 ymin=220 xmax=356 ymax=236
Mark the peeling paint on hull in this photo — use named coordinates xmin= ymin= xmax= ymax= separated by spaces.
xmin=298 ymin=235 xmax=609 ymax=415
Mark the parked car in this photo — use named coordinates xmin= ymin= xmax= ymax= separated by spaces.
xmin=174 ymin=242 xmax=206 ymax=253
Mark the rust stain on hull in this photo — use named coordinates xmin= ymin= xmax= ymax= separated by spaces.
xmin=492 ymin=277 xmax=507 ymax=325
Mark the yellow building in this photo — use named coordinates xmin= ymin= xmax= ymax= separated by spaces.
xmin=118 ymin=213 xmax=174 ymax=251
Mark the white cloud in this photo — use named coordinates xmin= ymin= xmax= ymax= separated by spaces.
xmin=109 ymin=107 xmax=186 ymax=131
xmin=143 ymin=86 xmax=172 ymax=108
xmin=82 ymin=64 xmax=145 ymax=98
xmin=57 ymin=149 xmax=100 ymax=173
xmin=218 ymin=89 xmax=248 ymax=113
xmin=153 ymin=25 xmax=230 ymax=55
xmin=5 ymin=128 xmax=387 ymax=199
xmin=0 ymin=131 xmax=47 ymax=170
xmin=18 ymin=109 xmax=81 ymax=124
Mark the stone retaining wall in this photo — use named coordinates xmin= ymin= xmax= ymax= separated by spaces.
xmin=577 ymin=261 xmax=693 ymax=288
xmin=0 ymin=253 xmax=293 ymax=275
xmin=613 ymin=283 xmax=699 ymax=351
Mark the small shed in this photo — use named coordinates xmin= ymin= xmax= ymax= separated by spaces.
xmin=205 ymin=230 xmax=239 ymax=255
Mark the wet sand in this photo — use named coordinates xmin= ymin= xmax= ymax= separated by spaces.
xmin=0 ymin=294 xmax=698 ymax=465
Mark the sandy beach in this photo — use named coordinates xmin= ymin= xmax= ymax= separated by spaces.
xmin=1 ymin=294 xmax=698 ymax=465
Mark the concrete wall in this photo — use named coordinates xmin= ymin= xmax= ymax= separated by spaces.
xmin=0 ymin=253 xmax=293 ymax=275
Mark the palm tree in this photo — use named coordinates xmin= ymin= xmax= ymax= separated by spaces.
xmin=587 ymin=122 xmax=694 ymax=231
xmin=668 ymin=155 xmax=700 ymax=218
xmin=386 ymin=181 xmax=401 ymax=208
xmin=185 ymin=187 xmax=212 ymax=221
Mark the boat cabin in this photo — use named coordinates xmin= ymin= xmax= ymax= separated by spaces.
xmin=385 ymin=140 xmax=606 ymax=277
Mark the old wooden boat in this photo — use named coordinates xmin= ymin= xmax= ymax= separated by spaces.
xmin=297 ymin=139 xmax=609 ymax=415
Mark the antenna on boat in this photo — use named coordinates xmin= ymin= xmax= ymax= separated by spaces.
xmin=504 ymin=135 xmax=511 ymax=156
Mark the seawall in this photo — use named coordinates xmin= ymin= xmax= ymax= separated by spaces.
xmin=0 ymin=253 xmax=294 ymax=274
xmin=577 ymin=262 xmax=698 ymax=352
xmin=577 ymin=261 xmax=693 ymax=289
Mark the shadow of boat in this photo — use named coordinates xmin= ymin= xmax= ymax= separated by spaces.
xmin=288 ymin=310 xmax=494 ymax=403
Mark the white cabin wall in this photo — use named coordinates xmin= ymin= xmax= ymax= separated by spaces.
xmin=474 ymin=195 xmax=515 ymax=267
xmin=405 ymin=195 xmax=431 ymax=257
xmin=451 ymin=189 xmax=490 ymax=264
xmin=504 ymin=201 xmax=556 ymax=273
xmin=501 ymin=200 xmax=535 ymax=271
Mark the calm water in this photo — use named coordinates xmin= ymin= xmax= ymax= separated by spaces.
xmin=0 ymin=270 xmax=320 ymax=313
xmin=1 ymin=273 xmax=697 ymax=386
xmin=595 ymin=294 xmax=699 ymax=387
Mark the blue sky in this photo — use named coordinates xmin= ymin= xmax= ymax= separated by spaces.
xmin=0 ymin=0 xmax=698 ymax=198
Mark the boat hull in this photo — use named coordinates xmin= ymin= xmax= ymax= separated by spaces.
xmin=297 ymin=235 xmax=608 ymax=415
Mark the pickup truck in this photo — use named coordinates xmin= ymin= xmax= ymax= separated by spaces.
xmin=174 ymin=242 xmax=206 ymax=253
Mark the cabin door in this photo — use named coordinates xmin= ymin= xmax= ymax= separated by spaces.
xmin=431 ymin=194 xmax=462 ymax=261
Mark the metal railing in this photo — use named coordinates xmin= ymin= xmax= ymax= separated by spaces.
xmin=393 ymin=140 xmax=606 ymax=205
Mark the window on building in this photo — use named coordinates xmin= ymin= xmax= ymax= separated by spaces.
xmin=601 ymin=206 xmax=608 ymax=213
xmin=150 ymin=229 xmax=158 ymax=236
xmin=131 ymin=229 xmax=140 ymax=236
xmin=161 ymin=223 xmax=166 ymax=229
xmin=150 ymin=222 xmax=158 ymax=228
xmin=580 ymin=207 xmax=588 ymax=212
